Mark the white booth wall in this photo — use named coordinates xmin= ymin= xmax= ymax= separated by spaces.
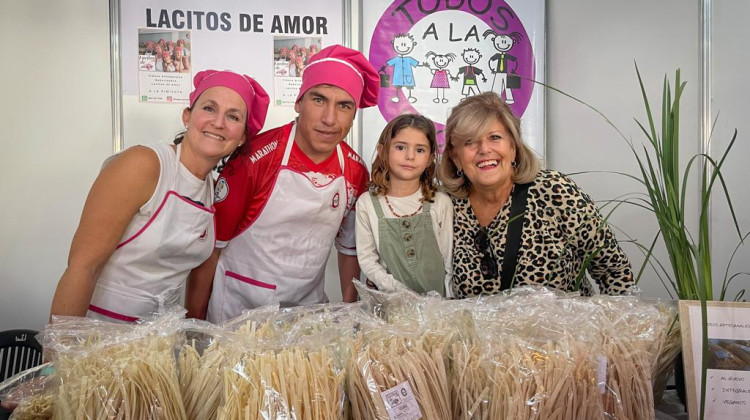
xmin=1 ymin=0 xmax=747 ymax=331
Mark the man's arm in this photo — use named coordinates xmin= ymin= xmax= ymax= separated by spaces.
xmin=185 ymin=248 xmax=220 ymax=319
xmin=338 ymin=252 xmax=360 ymax=302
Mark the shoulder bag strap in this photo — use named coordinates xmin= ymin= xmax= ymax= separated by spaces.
xmin=500 ymin=182 xmax=531 ymax=290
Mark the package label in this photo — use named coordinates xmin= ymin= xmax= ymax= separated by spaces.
xmin=380 ymin=380 xmax=422 ymax=420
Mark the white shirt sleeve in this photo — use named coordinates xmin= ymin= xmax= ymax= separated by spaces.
xmin=335 ymin=208 xmax=357 ymax=256
xmin=432 ymin=192 xmax=454 ymax=298
xmin=355 ymin=192 xmax=399 ymax=291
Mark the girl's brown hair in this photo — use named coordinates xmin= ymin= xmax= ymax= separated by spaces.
xmin=370 ymin=114 xmax=439 ymax=202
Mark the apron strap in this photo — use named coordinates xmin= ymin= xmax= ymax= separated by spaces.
xmin=370 ymin=192 xmax=386 ymax=218
xmin=500 ymin=182 xmax=531 ymax=290
xmin=422 ymin=199 xmax=431 ymax=213
xmin=171 ymin=142 xmax=182 ymax=190
xmin=281 ymin=124 xmax=297 ymax=165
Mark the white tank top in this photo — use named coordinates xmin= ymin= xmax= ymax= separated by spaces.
xmin=88 ymin=142 xmax=215 ymax=322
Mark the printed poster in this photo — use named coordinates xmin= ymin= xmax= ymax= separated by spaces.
xmin=362 ymin=0 xmax=545 ymax=163
xmin=137 ymin=29 xmax=192 ymax=103
xmin=680 ymin=301 xmax=750 ymax=420
xmin=118 ymin=1 xmax=343 ymax=147
xmin=273 ymin=36 xmax=323 ymax=106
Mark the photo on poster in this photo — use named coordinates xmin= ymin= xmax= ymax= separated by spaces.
xmin=273 ymin=36 xmax=322 ymax=106
xmin=137 ymin=28 xmax=192 ymax=103
xmin=705 ymin=339 xmax=750 ymax=371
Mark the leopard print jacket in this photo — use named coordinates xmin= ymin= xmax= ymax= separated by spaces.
xmin=451 ymin=170 xmax=633 ymax=298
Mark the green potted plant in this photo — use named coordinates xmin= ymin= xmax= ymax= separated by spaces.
xmin=543 ymin=65 xmax=747 ymax=419
xmin=628 ymin=66 xmax=747 ymax=420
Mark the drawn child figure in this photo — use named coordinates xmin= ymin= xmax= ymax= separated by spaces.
xmin=456 ymin=48 xmax=487 ymax=98
xmin=424 ymin=52 xmax=456 ymax=103
xmin=382 ymin=33 xmax=420 ymax=103
xmin=356 ymin=114 xmax=453 ymax=296
xmin=484 ymin=30 xmax=522 ymax=104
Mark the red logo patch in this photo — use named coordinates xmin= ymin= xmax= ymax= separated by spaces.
xmin=331 ymin=192 xmax=340 ymax=209
xmin=198 ymin=229 xmax=207 ymax=241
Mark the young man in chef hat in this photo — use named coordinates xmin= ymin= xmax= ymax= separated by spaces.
xmin=187 ymin=45 xmax=380 ymax=323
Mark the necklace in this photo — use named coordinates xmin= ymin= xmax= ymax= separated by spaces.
xmin=384 ymin=195 xmax=422 ymax=218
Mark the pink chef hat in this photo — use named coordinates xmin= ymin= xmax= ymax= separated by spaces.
xmin=296 ymin=45 xmax=379 ymax=108
xmin=190 ymin=70 xmax=270 ymax=137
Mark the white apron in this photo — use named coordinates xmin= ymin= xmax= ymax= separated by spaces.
xmin=88 ymin=143 xmax=215 ymax=323
xmin=207 ymin=125 xmax=348 ymax=323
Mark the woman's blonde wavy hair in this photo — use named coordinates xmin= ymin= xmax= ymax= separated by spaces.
xmin=370 ymin=114 xmax=438 ymax=202
xmin=437 ymin=92 xmax=540 ymax=198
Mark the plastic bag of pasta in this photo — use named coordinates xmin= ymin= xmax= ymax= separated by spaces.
xmin=217 ymin=305 xmax=350 ymax=420
xmin=0 ymin=362 xmax=56 ymax=420
xmin=38 ymin=308 xmax=187 ymax=419
xmin=354 ymin=279 xmax=427 ymax=325
xmin=176 ymin=319 xmax=240 ymax=420
xmin=462 ymin=290 xmax=606 ymax=419
xmin=345 ymin=312 xmax=454 ymax=420
xmin=586 ymin=294 xmax=681 ymax=404
xmin=223 ymin=302 xmax=364 ymax=344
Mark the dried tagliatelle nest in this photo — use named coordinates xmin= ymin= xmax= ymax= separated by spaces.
xmin=214 ymin=303 xmax=355 ymax=420
xmin=8 ymin=392 xmax=55 ymax=420
xmin=38 ymin=309 xmax=187 ymax=420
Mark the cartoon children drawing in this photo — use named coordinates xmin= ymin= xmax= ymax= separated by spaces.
xmin=381 ymin=33 xmax=420 ymax=103
xmin=483 ymin=30 xmax=522 ymax=104
xmin=455 ymin=48 xmax=487 ymax=98
xmin=424 ymin=51 xmax=456 ymax=104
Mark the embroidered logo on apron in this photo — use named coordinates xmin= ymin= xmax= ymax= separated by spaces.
xmin=215 ymin=178 xmax=229 ymax=202
xmin=331 ymin=192 xmax=340 ymax=209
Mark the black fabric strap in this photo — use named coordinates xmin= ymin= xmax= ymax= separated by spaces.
xmin=500 ymin=182 xmax=531 ymax=290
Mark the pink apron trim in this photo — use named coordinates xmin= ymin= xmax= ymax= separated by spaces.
xmin=88 ymin=304 xmax=139 ymax=323
xmin=226 ymin=271 xmax=277 ymax=290
xmin=280 ymin=166 xmax=345 ymax=189
xmin=117 ymin=190 xmax=215 ymax=249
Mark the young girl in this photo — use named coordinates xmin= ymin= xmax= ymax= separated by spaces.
xmin=356 ymin=114 xmax=453 ymax=297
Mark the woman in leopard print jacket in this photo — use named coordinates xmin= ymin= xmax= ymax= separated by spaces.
xmin=437 ymin=92 xmax=633 ymax=298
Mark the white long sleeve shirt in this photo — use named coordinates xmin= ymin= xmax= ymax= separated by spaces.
xmin=355 ymin=189 xmax=454 ymax=297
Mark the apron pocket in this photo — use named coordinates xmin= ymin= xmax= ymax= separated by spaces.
xmin=88 ymin=282 xmax=159 ymax=323
xmin=223 ymin=270 xmax=278 ymax=309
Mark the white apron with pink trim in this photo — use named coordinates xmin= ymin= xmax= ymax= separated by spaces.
xmin=207 ymin=125 xmax=348 ymax=323
xmin=88 ymin=143 xmax=215 ymax=323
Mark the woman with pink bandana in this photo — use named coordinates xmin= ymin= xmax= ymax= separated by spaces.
xmin=50 ymin=71 xmax=270 ymax=323
xmin=162 ymin=51 xmax=176 ymax=72
xmin=174 ymin=47 xmax=190 ymax=73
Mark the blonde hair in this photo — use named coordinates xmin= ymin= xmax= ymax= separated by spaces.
xmin=437 ymin=92 xmax=540 ymax=198
xmin=370 ymin=114 xmax=438 ymax=202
